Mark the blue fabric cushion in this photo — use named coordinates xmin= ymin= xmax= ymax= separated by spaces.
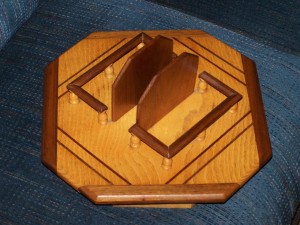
xmin=0 ymin=0 xmax=38 ymax=50
xmin=146 ymin=0 xmax=300 ymax=55
xmin=0 ymin=0 xmax=299 ymax=224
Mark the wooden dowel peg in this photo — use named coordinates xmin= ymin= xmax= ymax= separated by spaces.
xmin=130 ymin=134 xmax=141 ymax=149
xmin=229 ymin=103 xmax=238 ymax=113
xmin=98 ymin=111 xmax=108 ymax=125
xmin=104 ymin=64 xmax=115 ymax=79
xmin=136 ymin=42 xmax=145 ymax=50
xmin=196 ymin=130 xmax=206 ymax=141
xmin=69 ymin=91 xmax=79 ymax=104
xmin=198 ymin=78 xmax=208 ymax=93
xmin=161 ymin=157 xmax=173 ymax=170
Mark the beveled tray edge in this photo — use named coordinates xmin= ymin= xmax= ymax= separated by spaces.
xmin=42 ymin=59 xmax=58 ymax=174
xmin=241 ymin=55 xmax=272 ymax=167
xmin=78 ymin=183 xmax=240 ymax=205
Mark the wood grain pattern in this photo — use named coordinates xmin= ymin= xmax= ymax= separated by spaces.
xmin=136 ymin=52 xmax=198 ymax=130
xmin=187 ymin=125 xmax=259 ymax=185
xmin=166 ymin=112 xmax=254 ymax=184
xmin=67 ymin=33 xmax=153 ymax=113
xmin=114 ymin=204 xmax=194 ymax=208
xmin=112 ymin=35 xmax=173 ymax=120
xmin=79 ymin=183 xmax=240 ymax=204
xmin=86 ymin=30 xmax=209 ymax=39
xmin=242 ymin=56 xmax=272 ymax=167
xmin=57 ymin=38 xmax=127 ymax=97
xmin=42 ymin=30 xmax=271 ymax=206
xmin=130 ymin=71 xmax=242 ymax=158
xmin=42 ymin=59 xmax=58 ymax=173
xmin=187 ymin=37 xmax=245 ymax=76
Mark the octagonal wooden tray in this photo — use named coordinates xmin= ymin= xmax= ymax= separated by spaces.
xmin=42 ymin=30 xmax=272 ymax=207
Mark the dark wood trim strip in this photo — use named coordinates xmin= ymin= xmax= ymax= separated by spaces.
xmin=241 ymin=56 xmax=272 ymax=167
xmin=166 ymin=111 xmax=251 ymax=184
xmin=67 ymin=84 xmax=108 ymax=112
xmin=58 ymin=127 xmax=131 ymax=185
xmin=173 ymin=38 xmax=246 ymax=86
xmin=79 ymin=183 xmax=240 ymax=204
xmin=41 ymin=59 xmax=58 ymax=173
xmin=57 ymin=39 xmax=128 ymax=100
xmin=86 ymin=30 xmax=209 ymax=39
xmin=57 ymin=140 xmax=113 ymax=185
xmin=130 ymin=71 xmax=242 ymax=158
xmin=183 ymin=123 xmax=253 ymax=184
xmin=169 ymin=94 xmax=242 ymax=156
xmin=67 ymin=33 xmax=153 ymax=113
xmin=200 ymin=71 xmax=240 ymax=97
xmin=57 ymin=90 xmax=69 ymax=100
xmin=188 ymin=37 xmax=244 ymax=73
xmin=58 ymin=38 xmax=127 ymax=87
xmin=129 ymin=124 xmax=169 ymax=156
xmin=71 ymin=33 xmax=149 ymax=86
xmin=168 ymin=72 xmax=242 ymax=156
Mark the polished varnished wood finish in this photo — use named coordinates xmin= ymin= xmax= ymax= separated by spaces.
xmin=129 ymin=71 xmax=242 ymax=158
xmin=136 ymin=52 xmax=198 ymax=130
xmin=79 ymin=183 xmax=240 ymax=205
xmin=129 ymin=52 xmax=198 ymax=158
xmin=112 ymin=35 xmax=173 ymax=121
xmin=42 ymin=59 xmax=58 ymax=173
xmin=67 ymin=33 xmax=153 ymax=114
xmin=42 ymin=30 xmax=271 ymax=207
xmin=241 ymin=56 xmax=272 ymax=166
xmin=168 ymin=72 xmax=242 ymax=155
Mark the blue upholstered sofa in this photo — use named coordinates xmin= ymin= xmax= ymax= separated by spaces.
xmin=0 ymin=0 xmax=299 ymax=224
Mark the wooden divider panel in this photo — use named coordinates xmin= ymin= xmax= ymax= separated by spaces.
xmin=129 ymin=71 xmax=242 ymax=158
xmin=136 ymin=52 xmax=198 ymax=130
xmin=112 ymin=35 xmax=173 ymax=121
xmin=67 ymin=33 xmax=153 ymax=113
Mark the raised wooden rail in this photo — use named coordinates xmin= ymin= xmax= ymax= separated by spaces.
xmin=67 ymin=32 xmax=154 ymax=115
xmin=129 ymin=71 xmax=242 ymax=158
